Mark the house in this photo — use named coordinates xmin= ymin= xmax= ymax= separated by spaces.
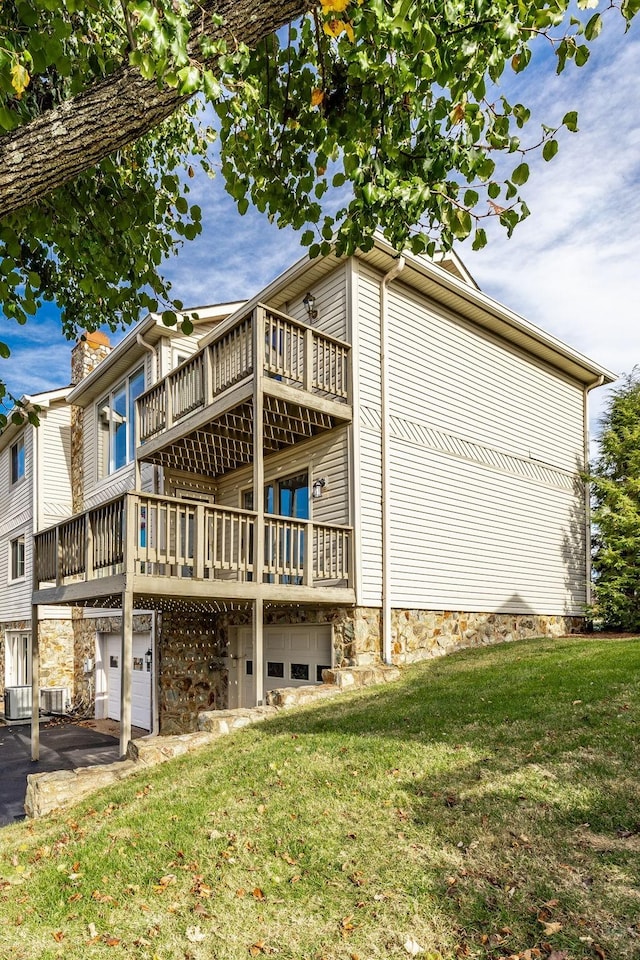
xmin=29 ymin=238 xmax=615 ymax=755
xmin=0 ymin=386 xmax=74 ymax=712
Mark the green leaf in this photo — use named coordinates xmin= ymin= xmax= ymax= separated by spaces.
xmin=585 ymin=13 xmax=603 ymax=40
xmin=0 ymin=341 xmax=10 ymax=358
xmin=542 ymin=139 xmax=559 ymax=161
xmin=511 ymin=162 xmax=529 ymax=186
xmin=161 ymin=310 xmax=177 ymax=327
xmin=563 ymin=110 xmax=579 ymax=132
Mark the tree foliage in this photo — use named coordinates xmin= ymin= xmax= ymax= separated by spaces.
xmin=0 ymin=0 xmax=638 ymax=419
xmin=589 ymin=371 xmax=640 ymax=631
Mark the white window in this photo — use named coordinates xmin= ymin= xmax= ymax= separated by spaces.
xmin=98 ymin=366 xmax=145 ymax=476
xmin=9 ymin=535 xmax=25 ymax=581
xmin=10 ymin=436 xmax=25 ymax=485
xmin=5 ymin=631 xmax=31 ymax=686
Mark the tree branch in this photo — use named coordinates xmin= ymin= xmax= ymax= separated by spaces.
xmin=0 ymin=0 xmax=309 ymax=219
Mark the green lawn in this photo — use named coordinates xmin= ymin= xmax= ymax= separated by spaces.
xmin=1 ymin=636 xmax=639 ymax=960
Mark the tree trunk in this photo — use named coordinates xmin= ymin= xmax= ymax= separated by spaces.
xmin=0 ymin=0 xmax=308 ymax=219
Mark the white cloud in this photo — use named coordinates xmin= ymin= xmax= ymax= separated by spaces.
xmin=465 ymin=20 xmax=640 ymax=431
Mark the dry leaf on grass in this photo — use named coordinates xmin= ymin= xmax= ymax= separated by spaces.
xmin=541 ymin=921 xmax=563 ymax=936
xmin=404 ymin=937 xmax=423 ymax=956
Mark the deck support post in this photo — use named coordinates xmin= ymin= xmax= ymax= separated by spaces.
xmin=253 ymin=307 xmax=266 ymax=705
xmin=120 ymin=586 xmax=133 ymax=758
xmin=120 ymin=494 xmax=136 ymax=757
xmin=30 ymin=603 xmax=40 ymax=761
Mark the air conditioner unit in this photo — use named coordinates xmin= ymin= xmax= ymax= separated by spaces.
xmin=39 ymin=687 xmax=70 ymax=715
xmin=4 ymin=685 xmax=32 ymax=721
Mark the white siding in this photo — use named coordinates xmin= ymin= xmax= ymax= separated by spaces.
xmin=82 ymin=355 xmax=152 ymax=508
xmin=41 ymin=403 xmax=72 ymax=526
xmin=157 ymin=322 xmax=220 ymax=378
xmin=0 ymin=425 xmax=34 ymax=622
xmin=215 ymin=428 xmax=350 ymax=527
xmin=355 ymin=261 xmax=587 ymax=615
xmin=283 ymin=263 xmax=348 ymax=342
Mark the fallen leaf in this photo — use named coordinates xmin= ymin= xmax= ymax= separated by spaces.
xmin=104 ymin=937 xmax=121 ymax=946
xmin=253 ymin=887 xmax=265 ymax=901
xmin=52 ymin=931 xmax=65 ymax=942
xmin=404 ymin=937 xmax=423 ymax=956
xmin=186 ymin=926 xmax=207 ymax=943
xmin=541 ymin=921 xmax=563 ymax=936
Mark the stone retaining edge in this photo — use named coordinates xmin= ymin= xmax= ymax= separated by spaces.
xmin=23 ymin=665 xmax=401 ymax=819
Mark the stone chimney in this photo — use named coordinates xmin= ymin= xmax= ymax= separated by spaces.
xmin=71 ymin=330 xmax=111 ymax=386
xmin=71 ymin=331 xmax=112 ymax=511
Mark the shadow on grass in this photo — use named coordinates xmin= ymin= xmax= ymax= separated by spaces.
xmin=259 ymin=635 xmax=640 ymax=835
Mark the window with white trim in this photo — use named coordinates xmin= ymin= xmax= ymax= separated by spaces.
xmin=10 ymin=436 xmax=25 ymax=485
xmin=5 ymin=631 xmax=31 ymax=686
xmin=10 ymin=535 xmax=25 ymax=581
xmin=98 ymin=366 xmax=145 ymax=476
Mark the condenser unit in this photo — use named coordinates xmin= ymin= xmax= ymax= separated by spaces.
xmin=4 ymin=685 xmax=32 ymax=720
xmin=39 ymin=687 xmax=70 ymax=715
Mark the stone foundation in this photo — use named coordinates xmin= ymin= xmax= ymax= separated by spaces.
xmin=330 ymin=607 xmax=584 ymax=667
xmin=157 ymin=611 xmax=227 ymax=734
xmin=0 ymin=618 xmax=75 ymax=699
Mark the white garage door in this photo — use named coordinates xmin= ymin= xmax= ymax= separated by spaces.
xmin=107 ymin=634 xmax=152 ymax=730
xmin=231 ymin=625 xmax=332 ymax=707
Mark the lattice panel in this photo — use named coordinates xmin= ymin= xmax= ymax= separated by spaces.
xmin=145 ymin=397 xmax=339 ymax=479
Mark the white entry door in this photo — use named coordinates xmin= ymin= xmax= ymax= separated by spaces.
xmin=229 ymin=625 xmax=332 ymax=708
xmin=106 ymin=634 xmax=152 ymax=730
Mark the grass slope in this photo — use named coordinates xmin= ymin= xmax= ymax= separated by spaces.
xmin=1 ymin=636 xmax=639 ymax=960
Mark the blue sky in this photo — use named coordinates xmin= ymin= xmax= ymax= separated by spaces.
xmin=2 ymin=10 xmax=638 ymax=440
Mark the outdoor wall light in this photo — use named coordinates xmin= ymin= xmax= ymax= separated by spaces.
xmin=312 ymin=478 xmax=326 ymax=499
xmin=145 ymin=648 xmax=153 ymax=672
xmin=303 ymin=292 xmax=318 ymax=320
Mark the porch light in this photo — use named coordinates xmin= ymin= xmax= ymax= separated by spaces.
xmin=145 ymin=648 xmax=153 ymax=672
xmin=312 ymin=478 xmax=326 ymax=499
xmin=303 ymin=292 xmax=318 ymax=320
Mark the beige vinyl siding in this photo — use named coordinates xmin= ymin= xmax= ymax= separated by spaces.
xmin=283 ymin=263 xmax=348 ymax=341
xmin=157 ymin=323 xmax=219 ymax=377
xmin=215 ymin=428 xmax=350 ymax=527
xmin=358 ymin=428 xmax=382 ymax=605
xmin=0 ymin=521 xmax=32 ymax=621
xmin=83 ymin=355 xmax=152 ymax=508
xmin=0 ymin=427 xmax=33 ymax=522
xmin=355 ymin=261 xmax=587 ymax=615
xmin=41 ymin=404 xmax=72 ymax=526
xmin=385 ymin=281 xmax=584 ymax=472
xmin=388 ymin=441 xmax=585 ymax=614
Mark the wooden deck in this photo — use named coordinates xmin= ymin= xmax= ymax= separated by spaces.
xmin=136 ymin=304 xmax=351 ymax=476
xmin=33 ymin=492 xmax=354 ymax=607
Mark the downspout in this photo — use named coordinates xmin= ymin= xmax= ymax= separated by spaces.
xmin=136 ymin=331 xmax=159 ymax=492
xmin=136 ymin=332 xmax=157 ymax=382
xmin=380 ymin=255 xmax=405 ymax=665
xmin=583 ymin=375 xmax=605 ymax=614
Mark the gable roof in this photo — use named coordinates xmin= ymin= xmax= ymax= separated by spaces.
xmin=204 ymin=235 xmax=614 ymax=387
xmin=0 ymin=386 xmax=72 ymax=452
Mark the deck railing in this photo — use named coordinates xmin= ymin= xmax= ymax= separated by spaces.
xmin=34 ymin=493 xmax=352 ymax=590
xmin=137 ymin=306 xmax=350 ymax=444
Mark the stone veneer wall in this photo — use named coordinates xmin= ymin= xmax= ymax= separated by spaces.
xmin=218 ymin=605 xmax=583 ymax=670
xmin=157 ymin=611 xmax=227 ymax=734
xmin=332 ymin=607 xmax=584 ymax=667
xmin=70 ymin=330 xmax=111 ymax=512
xmin=0 ymin=619 xmax=74 ymax=698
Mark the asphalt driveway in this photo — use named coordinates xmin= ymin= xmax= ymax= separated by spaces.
xmin=0 ymin=720 xmax=120 ymax=826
